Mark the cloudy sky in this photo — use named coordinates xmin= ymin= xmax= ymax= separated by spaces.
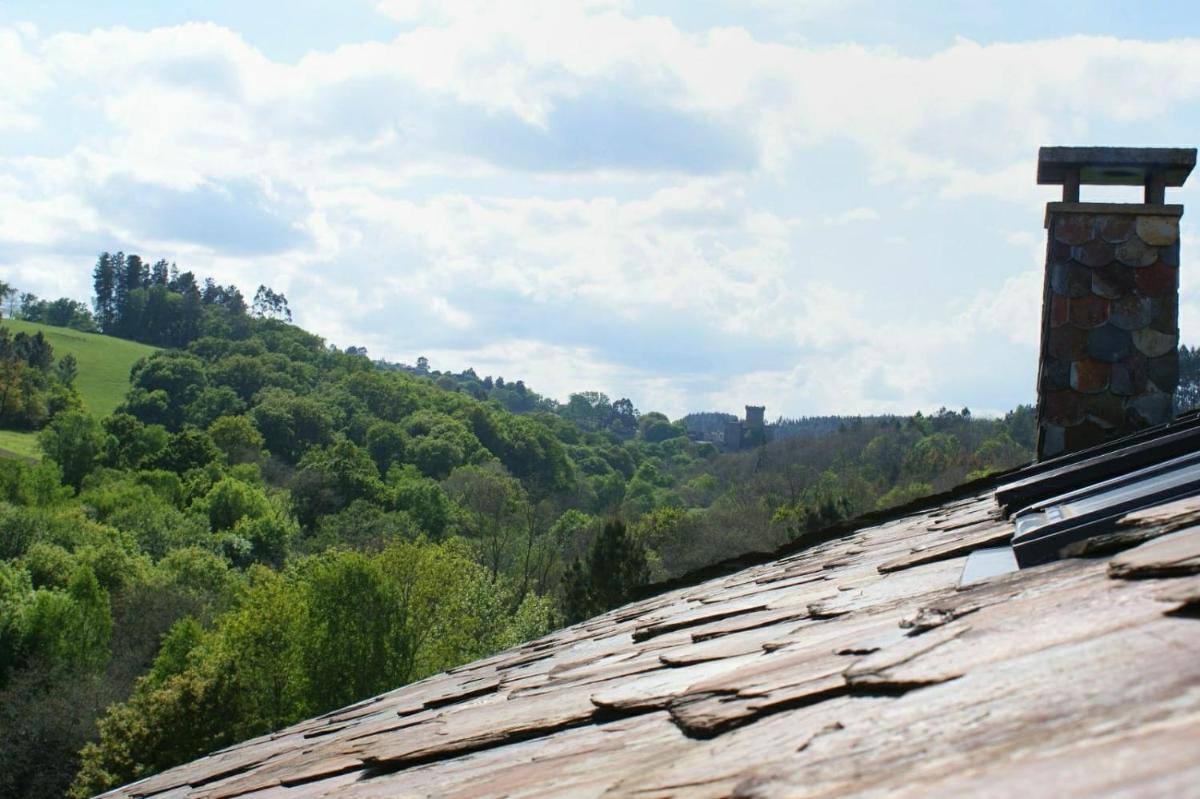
xmin=2 ymin=1 xmax=1199 ymax=419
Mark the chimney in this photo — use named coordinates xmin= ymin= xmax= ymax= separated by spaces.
xmin=1035 ymin=146 xmax=1196 ymax=460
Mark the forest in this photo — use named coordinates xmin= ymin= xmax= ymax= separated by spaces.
xmin=1 ymin=253 xmax=1194 ymax=799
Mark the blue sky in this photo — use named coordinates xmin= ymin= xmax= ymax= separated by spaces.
xmin=1 ymin=1 xmax=1199 ymax=418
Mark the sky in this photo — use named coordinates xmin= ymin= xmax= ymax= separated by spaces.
xmin=2 ymin=1 xmax=1200 ymax=420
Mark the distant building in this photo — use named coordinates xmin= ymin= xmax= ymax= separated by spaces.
xmin=724 ymin=405 xmax=766 ymax=452
xmin=723 ymin=419 xmax=743 ymax=451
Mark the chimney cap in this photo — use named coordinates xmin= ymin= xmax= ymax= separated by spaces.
xmin=1037 ymin=146 xmax=1196 ymax=188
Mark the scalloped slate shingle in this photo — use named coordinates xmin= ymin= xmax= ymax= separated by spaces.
xmin=1038 ymin=209 xmax=1180 ymax=458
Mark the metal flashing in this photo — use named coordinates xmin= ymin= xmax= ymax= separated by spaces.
xmin=1011 ymin=451 xmax=1200 ymax=567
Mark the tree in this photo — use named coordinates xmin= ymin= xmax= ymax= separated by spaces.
xmin=208 ymin=415 xmax=265 ymax=464
xmin=54 ymin=354 xmax=78 ymax=387
xmin=1177 ymin=344 xmax=1200 ymax=415
xmin=443 ymin=462 xmax=526 ymax=581
xmin=209 ymin=355 xmax=268 ymax=402
xmin=185 ymin=386 xmax=246 ymax=429
xmin=251 ymin=285 xmax=292 ymax=322
xmin=17 ymin=331 xmax=53 ymax=372
xmin=97 ymin=414 xmax=168 ymax=470
xmin=291 ymin=438 xmax=383 ymax=529
xmin=296 ymin=551 xmax=395 ymax=710
xmin=150 ymin=429 xmax=221 ymax=474
xmin=251 ymin=392 xmax=334 ymax=464
xmin=174 ymin=272 xmax=204 ymax=347
xmin=16 ymin=293 xmax=45 ymax=322
xmin=125 ymin=352 xmax=209 ymax=431
xmin=640 ymin=414 xmax=685 ymax=443
xmin=365 ymin=421 xmax=407 ymax=475
xmin=45 ymin=298 xmax=95 ymax=331
xmin=562 ymin=519 xmax=648 ymax=623
xmin=151 ymin=260 xmax=170 ymax=287
xmin=610 ymin=397 xmax=639 ymax=438
xmin=0 ymin=281 xmax=16 ymax=319
xmin=199 ymin=478 xmax=272 ymax=532
xmin=38 ymin=411 xmax=102 ymax=491
xmin=386 ymin=465 xmax=452 ymax=538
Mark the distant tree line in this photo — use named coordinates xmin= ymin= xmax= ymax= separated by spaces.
xmin=92 ymin=252 xmax=290 ymax=347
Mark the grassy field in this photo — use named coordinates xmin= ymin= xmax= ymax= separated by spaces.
xmin=1 ymin=320 xmax=156 ymax=459
xmin=0 ymin=429 xmax=41 ymax=460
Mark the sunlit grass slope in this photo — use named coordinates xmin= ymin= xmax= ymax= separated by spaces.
xmin=1 ymin=319 xmax=156 ymax=458
xmin=0 ymin=429 xmax=41 ymax=460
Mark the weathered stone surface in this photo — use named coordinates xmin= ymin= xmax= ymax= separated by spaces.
xmin=1109 ymin=527 xmax=1200 ymax=578
xmin=1069 ymin=358 xmax=1110 ymax=393
xmin=1081 ymin=391 xmax=1125 ymax=430
xmin=1047 ymin=325 xmax=1089 ymax=361
xmin=1063 ymin=420 xmax=1110 ymax=451
xmin=1090 ymin=263 xmax=1136 ymax=299
xmin=877 ymin=524 xmax=1011 ymax=574
xmin=1117 ymin=495 xmax=1200 ymax=540
xmin=1073 ymin=239 xmax=1115 ymax=268
xmin=1048 ymin=238 xmax=1073 ymax=265
xmin=1068 ymin=294 xmax=1109 ymax=328
xmin=618 ymin=697 xmax=876 ymax=797
xmin=1107 ymin=294 xmax=1151 ymax=330
xmin=666 ymin=650 xmax=851 ymax=736
xmin=1114 ymin=236 xmax=1159 ymax=267
xmin=590 ymin=653 xmax=761 ymax=712
xmin=1109 ymin=356 xmax=1148 ymax=396
xmin=1148 ymin=294 xmax=1179 ymax=333
xmin=1040 ymin=423 xmax=1065 ymax=457
xmin=1040 ymin=390 xmax=1085 ymax=427
xmin=1049 ymin=293 xmax=1069 ymax=328
xmin=1096 ymin=214 xmax=1135 ymax=243
xmin=1145 ymin=353 xmax=1179 ymax=392
xmin=1053 ymin=213 xmax=1094 ymax=245
xmin=1134 ymin=261 xmax=1177 ymax=297
xmin=1049 ymin=261 xmax=1091 ymax=297
xmin=1135 ymin=215 xmax=1179 ymax=246
xmin=1128 ymin=390 xmax=1173 ymax=427
xmin=1154 ymin=574 xmax=1200 ymax=608
xmin=1132 ymin=328 xmax=1177 ymax=358
xmin=632 ymin=602 xmax=768 ymax=643
xmin=719 ymin=616 xmax=1200 ymax=799
xmin=1086 ymin=324 xmax=1133 ymax=363
xmin=1159 ymin=240 xmax=1180 ymax=267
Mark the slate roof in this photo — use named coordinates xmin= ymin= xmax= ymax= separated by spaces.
xmin=99 ymin=439 xmax=1200 ymax=799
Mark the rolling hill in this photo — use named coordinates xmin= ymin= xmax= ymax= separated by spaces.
xmin=0 ymin=319 xmax=156 ymax=458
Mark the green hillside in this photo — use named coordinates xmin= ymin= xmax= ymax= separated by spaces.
xmin=0 ymin=428 xmax=40 ymax=459
xmin=0 ymin=319 xmax=156 ymax=457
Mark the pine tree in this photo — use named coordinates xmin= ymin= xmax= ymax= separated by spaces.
xmin=151 ymin=259 xmax=170 ymax=287
xmin=124 ymin=254 xmax=147 ymax=293
xmin=91 ymin=253 xmax=117 ymax=332
xmin=174 ymin=272 xmax=204 ymax=347
xmin=562 ymin=519 xmax=648 ymax=623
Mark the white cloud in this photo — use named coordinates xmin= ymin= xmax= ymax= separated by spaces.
xmin=820 ymin=206 xmax=879 ymax=226
xmin=956 ymin=269 xmax=1043 ymax=349
xmin=2 ymin=8 xmax=1199 ymax=414
xmin=0 ymin=26 xmax=49 ymax=128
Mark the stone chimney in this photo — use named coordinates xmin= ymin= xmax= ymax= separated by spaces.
xmin=1035 ymin=146 xmax=1195 ymax=460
